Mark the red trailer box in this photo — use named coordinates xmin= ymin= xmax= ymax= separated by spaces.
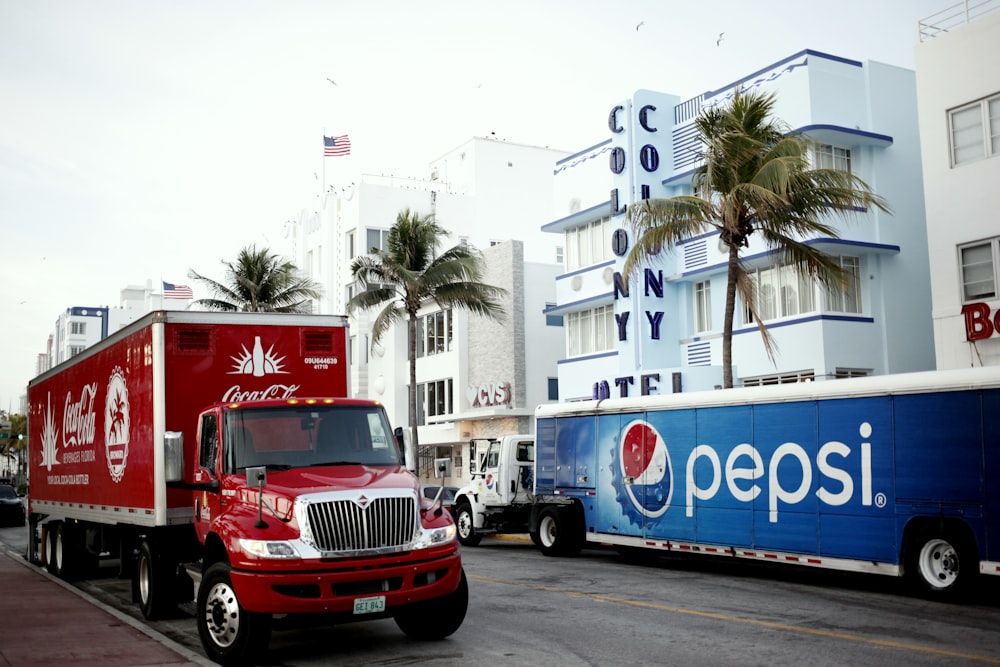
xmin=27 ymin=311 xmax=465 ymax=666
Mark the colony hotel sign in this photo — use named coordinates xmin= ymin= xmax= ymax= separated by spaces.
xmin=962 ymin=302 xmax=1000 ymax=340
xmin=592 ymin=91 xmax=678 ymax=401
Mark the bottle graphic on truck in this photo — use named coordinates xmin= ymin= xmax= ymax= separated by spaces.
xmin=27 ymin=311 xmax=466 ymax=666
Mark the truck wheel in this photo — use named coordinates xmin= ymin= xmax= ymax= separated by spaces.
xmin=394 ymin=568 xmax=468 ymax=640
xmin=197 ymin=562 xmax=272 ymax=666
xmin=454 ymin=501 xmax=482 ymax=547
xmin=44 ymin=522 xmax=65 ymax=577
xmin=45 ymin=522 xmax=81 ymax=579
xmin=536 ymin=506 xmax=582 ymax=557
xmin=137 ymin=541 xmax=177 ymax=620
xmin=906 ymin=528 xmax=974 ymax=599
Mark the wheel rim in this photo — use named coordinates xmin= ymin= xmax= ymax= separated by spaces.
xmin=458 ymin=509 xmax=473 ymax=540
xmin=55 ymin=530 xmax=64 ymax=572
xmin=203 ymin=581 xmax=241 ymax=648
xmin=539 ymin=515 xmax=557 ymax=548
xmin=918 ymin=538 xmax=959 ymax=589
xmin=45 ymin=531 xmax=55 ymax=569
xmin=138 ymin=554 xmax=151 ymax=604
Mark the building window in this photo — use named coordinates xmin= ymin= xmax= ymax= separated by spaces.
xmin=70 ymin=322 xmax=86 ymax=335
xmin=693 ymin=281 xmax=711 ymax=332
xmin=815 ymin=144 xmax=852 ymax=173
xmin=744 ymin=261 xmax=818 ymax=323
xmin=419 ymin=379 xmax=453 ymax=419
xmin=834 ymin=367 xmax=871 ymax=379
xmin=545 ymin=303 xmax=563 ymax=327
xmin=741 ymin=370 xmax=815 ymax=386
xmin=417 ymin=309 xmax=453 ymax=358
xmin=565 ymin=217 xmax=612 ymax=271
xmin=366 ymin=228 xmax=391 ymax=253
xmin=950 ymin=94 xmax=1000 ymax=166
xmin=547 ymin=378 xmax=559 ymax=400
xmin=567 ymin=305 xmax=615 ymax=356
xmin=555 ymin=246 xmax=564 ymax=264
xmin=69 ymin=345 xmax=85 ymax=357
xmin=346 ymin=230 xmax=355 ymax=259
xmin=960 ymin=239 xmax=998 ymax=301
xmin=824 ymin=256 xmax=862 ymax=314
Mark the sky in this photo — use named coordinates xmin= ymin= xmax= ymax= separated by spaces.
xmin=0 ymin=0 xmax=949 ymax=411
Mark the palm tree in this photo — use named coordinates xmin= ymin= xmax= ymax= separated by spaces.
xmin=347 ymin=209 xmax=506 ymax=474
xmin=189 ymin=245 xmax=321 ymax=313
xmin=624 ymin=89 xmax=890 ymax=388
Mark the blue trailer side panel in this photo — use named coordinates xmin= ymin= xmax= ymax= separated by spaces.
xmin=687 ymin=405 xmax=750 ymax=547
xmin=985 ymin=389 xmax=1000 ymax=566
xmin=750 ymin=402 xmax=819 ymax=555
xmin=815 ymin=396 xmax=896 ymax=562
xmin=893 ymin=392 xmax=983 ymax=505
xmin=535 ymin=416 xmax=557 ymax=494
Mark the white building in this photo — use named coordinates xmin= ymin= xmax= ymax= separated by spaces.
xmin=297 ymin=137 xmax=568 ymax=484
xmin=43 ymin=281 xmax=190 ymax=371
xmin=546 ymin=49 xmax=936 ymax=400
xmin=916 ymin=1 xmax=1000 ymax=368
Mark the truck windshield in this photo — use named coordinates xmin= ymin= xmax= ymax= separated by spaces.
xmin=224 ymin=404 xmax=401 ymax=473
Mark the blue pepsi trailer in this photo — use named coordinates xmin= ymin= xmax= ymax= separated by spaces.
xmin=532 ymin=366 xmax=1000 ymax=597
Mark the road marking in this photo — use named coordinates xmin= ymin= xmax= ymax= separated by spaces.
xmin=470 ymin=574 xmax=1000 ymax=664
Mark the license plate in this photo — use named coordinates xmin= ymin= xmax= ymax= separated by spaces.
xmin=353 ymin=595 xmax=386 ymax=615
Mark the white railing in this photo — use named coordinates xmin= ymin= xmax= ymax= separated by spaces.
xmin=918 ymin=0 xmax=1000 ymax=41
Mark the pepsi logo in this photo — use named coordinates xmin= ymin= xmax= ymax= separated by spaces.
xmin=616 ymin=420 xmax=673 ymax=520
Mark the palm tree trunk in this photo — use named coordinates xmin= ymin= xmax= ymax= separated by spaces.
xmin=722 ymin=243 xmax=739 ymax=389
xmin=408 ymin=314 xmax=419 ymax=477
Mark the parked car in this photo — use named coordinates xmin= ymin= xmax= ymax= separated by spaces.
xmin=0 ymin=484 xmax=25 ymax=527
xmin=422 ymin=485 xmax=459 ymax=511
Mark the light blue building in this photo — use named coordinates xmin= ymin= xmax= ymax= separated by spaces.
xmin=545 ymin=50 xmax=935 ymax=401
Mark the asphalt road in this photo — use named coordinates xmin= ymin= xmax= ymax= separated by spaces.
xmin=3 ymin=524 xmax=1000 ymax=666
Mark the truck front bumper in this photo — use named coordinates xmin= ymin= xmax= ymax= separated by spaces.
xmin=229 ymin=547 xmax=463 ymax=614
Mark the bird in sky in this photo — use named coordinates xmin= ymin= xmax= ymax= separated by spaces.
xmin=326 ymin=77 xmax=337 ymax=85
xmin=717 ymin=32 xmax=725 ymax=46
xmin=636 ymin=20 xmax=644 ymax=31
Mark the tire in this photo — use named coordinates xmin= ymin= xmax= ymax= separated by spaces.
xmin=906 ymin=527 xmax=974 ymax=599
xmin=536 ymin=506 xmax=582 ymax=557
xmin=454 ymin=501 xmax=482 ymax=547
xmin=44 ymin=522 xmax=64 ymax=577
xmin=197 ymin=562 xmax=272 ymax=666
xmin=394 ymin=568 xmax=469 ymax=640
xmin=46 ymin=522 xmax=79 ymax=579
xmin=137 ymin=540 xmax=177 ymax=620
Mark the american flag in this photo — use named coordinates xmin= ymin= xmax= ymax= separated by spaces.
xmin=323 ymin=134 xmax=351 ymax=157
xmin=163 ymin=281 xmax=193 ymax=299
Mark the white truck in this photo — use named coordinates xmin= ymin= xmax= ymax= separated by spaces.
xmin=452 ymin=434 xmax=583 ymax=556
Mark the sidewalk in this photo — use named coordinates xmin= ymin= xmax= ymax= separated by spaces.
xmin=0 ymin=546 xmax=213 ymax=667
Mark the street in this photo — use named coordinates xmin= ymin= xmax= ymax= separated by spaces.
xmin=2 ymin=523 xmax=1000 ymax=666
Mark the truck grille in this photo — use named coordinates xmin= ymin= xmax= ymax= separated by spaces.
xmin=305 ymin=496 xmax=417 ymax=552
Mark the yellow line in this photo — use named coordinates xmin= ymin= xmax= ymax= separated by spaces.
xmin=470 ymin=574 xmax=1000 ymax=664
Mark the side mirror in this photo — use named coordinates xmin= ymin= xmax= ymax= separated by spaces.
xmin=246 ymin=466 xmax=268 ymax=529
xmin=434 ymin=457 xmax=452 ymax=478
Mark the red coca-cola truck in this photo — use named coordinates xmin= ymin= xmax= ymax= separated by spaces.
xmin=26 ymin=311 xmax=466 ymax=665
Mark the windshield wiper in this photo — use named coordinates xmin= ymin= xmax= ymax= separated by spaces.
xmin=258 ymin=463 xmax=292 ymax=471
xmin=310 ymin=460 xmax=364 ymax=467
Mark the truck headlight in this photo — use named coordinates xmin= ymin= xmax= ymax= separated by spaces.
xmin=239 ymin=539 xmax=300 ymax=559
xmin=414 ymin=524 xmax=457 ymax=550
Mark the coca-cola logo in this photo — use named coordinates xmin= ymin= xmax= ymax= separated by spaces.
xmin=222 ymin=384 xmax=301 ymax=402
xmin=63 ymin=383 xmax=98 ymax=448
